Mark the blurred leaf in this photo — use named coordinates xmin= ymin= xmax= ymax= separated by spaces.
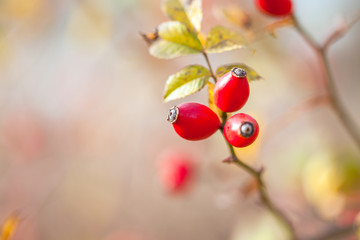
xmin=339 ymin=162 xmax=360 ymax=193
xmin=158 ymin=21 xmax=202 ymax=50
xmin=1 ymin=212 xmax=19 ymax=240
xmin=220 ymin=4 xmax=252 ymax=30
xmin=302 ymin=151 xmax=346 ymax=220
xmin=216 ymin=63 xmax=262 ymax=81
xmin=185 ymin=0 xmax=202 ymax=32
xmin=337 ymin=153 xmax=360 ymax=193
xmin=161 ymin=0 xmax=202 ymax=33
xmin=207 ymin=82 xmax=223 ymax=118
xmin=233 ymin=212 xmax=291 ymax=240
xmin=205 ymin=26 xmax=247 ymax=53
xmin=164 ymin=65 xmax=210 ymax=102
xmin=161 ymin=0 xmax=193 ymax=32
xmin=264 ymin=17 xmax=294 ymax=37
xmin=149 ymin=40 xmax=200 ymax=59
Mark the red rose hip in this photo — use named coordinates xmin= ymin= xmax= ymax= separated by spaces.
xmin=223 ymin=113 xmax=259 ymax=148
xmin=214 ymin=68 xmax=250 ymax=112
xmin=167 ymin=102 xmax=220 ymax=141
xmin=255 ymin=0 xmax=292 ymax=16
xmin=157 ymin=149 xmax=195 ymax=194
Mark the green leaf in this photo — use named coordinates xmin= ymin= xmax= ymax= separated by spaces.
xmin=158 ymin=21 xmax=202 ymax=51
xmin=149 ymin=39 xmax=200 ymax=59
xmin=205 ymin=26 xmax=247 ymax=53
xmin=164 ymin=65 xmax=210 ymax=102
xmin=161 ymin=0 xmax=202 ymax=33
xmin=216 ymin=63 xmax=262 ymax=81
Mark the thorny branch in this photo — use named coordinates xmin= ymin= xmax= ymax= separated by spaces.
xmin=202 ymin=51 xmax=298 ymax=240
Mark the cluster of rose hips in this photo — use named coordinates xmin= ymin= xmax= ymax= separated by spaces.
xmin=159 ymin=0 xmax=294 ymax=194
xmin=167 ymin=68 xmax=259 ymax=148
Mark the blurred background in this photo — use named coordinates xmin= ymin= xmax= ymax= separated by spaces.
xmin=0 ymin=0 xmax=360 ymax=239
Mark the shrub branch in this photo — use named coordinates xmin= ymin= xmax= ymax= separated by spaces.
xmin=202 ymin=51 xmax=298 ymax=240
xmin=292 ymin=14 xmax=360 ymax=150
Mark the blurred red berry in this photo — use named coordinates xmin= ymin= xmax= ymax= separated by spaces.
xmin=214 ymin=68 xmax=250 ymax=113
xmin=255 ymin=0 xmax=292 ymax=16
xmin=157 ymin=149 xmax=195 ymax=194
xmin=167 ymin=102 xmax=220 ymax=141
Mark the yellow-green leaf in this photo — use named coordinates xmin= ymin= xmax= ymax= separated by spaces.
xmin=164 ymin=65 xmax=210 ymax=102
xmin=207 ymin=82 xmax=223 ymax=119
xmin=205 ymin=26 xmax=247 ymax=53
xmin=149 ymin=39 xmax=200 ymax=59
xmin=185 ymin=0 xmax=202 ymax=32
xmin=161 ymin=0 xmax=202 ymax=33
xmin=158 ymin=21 xmax=202 ymax=51
xmin=216 ymin=63 xmax=262 ymax=81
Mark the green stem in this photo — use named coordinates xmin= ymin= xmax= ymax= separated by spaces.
xmin=224 ymin=139 xmax=259 ymax=176
xmin=293 ymin=15 xmax=360 ymax=149
xmin=202 ymin=51 xmax=217 ymax=83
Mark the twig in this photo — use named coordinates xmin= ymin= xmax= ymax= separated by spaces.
xmin=323 ymin=14 xmax=360 ymax=50
xmin=202 ymin=52 xmax=298 ymax=240
xmin=202 ymin=51 xmax=218 ymax=83
xmin=293 ymin=14 xmax=360 ymax=149
xmin=225 ymin=142 xmax=298 ymax=239
xmin=320 ymin=49 xmax=360 ymax=149
xmin=292 ymin=16 xmax=320 ymax=52
xmin=292 ymin=11 xmax=360 ymax=240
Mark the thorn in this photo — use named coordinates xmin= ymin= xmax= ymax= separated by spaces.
xmin=222 ymin=156 xmax=234 ymax=163
xmin=258 ymin=165 xmax=265 ymax=175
